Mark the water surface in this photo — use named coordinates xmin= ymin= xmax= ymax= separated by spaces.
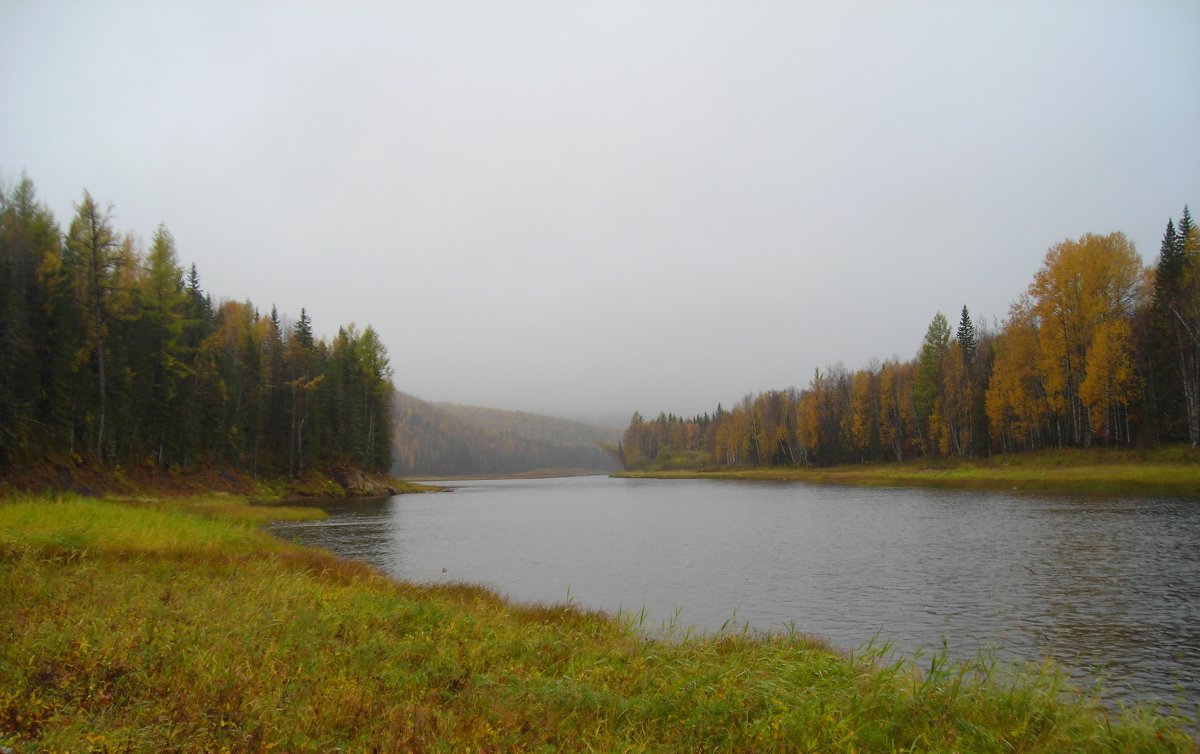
xmin=272 ymin=475 xmax=1199 ymax=711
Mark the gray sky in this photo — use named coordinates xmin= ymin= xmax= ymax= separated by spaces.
xmin=3 ymin=2 xmax=1198 ymax=423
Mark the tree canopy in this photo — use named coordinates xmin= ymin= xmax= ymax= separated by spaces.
xmin=0 ymin=175 xmax=394 ymax=478
xmin=619 ymin=210 xmax=1199 ymax=470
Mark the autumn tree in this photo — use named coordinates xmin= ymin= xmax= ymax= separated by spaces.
xmin=941 ymin=340 xmax=973 ymax=456
xmin=847 ymin=366 xmax=879 ymax=462
xmin=1028 ymin=232 xmax=1143 ymax=447
xmin=877 ymin=359 xmax=914 ymax=461
xmin=985 ymin=300 xmax=1046 ymax=451
xmin=1079 ymin=319 xmax=1135 ymax=445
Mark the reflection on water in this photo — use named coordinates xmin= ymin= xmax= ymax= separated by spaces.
xmin=271 ymin=476 xmax=1200 ymax=712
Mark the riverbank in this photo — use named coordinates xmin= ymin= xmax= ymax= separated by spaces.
xmin=614 ymin=447 xmax=1200 ymax=496
xmin=1 ymin=494 xmax=1193 ymax=751
xmin=0 ymin=457 xmax=440 ymax=501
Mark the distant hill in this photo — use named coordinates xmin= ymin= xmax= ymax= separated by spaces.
xmin=391 ymin=392 xmax=621 ymax=476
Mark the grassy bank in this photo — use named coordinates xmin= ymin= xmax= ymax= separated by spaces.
xmin=1 ymin=495 xmax=1194 ymax=751
xmin=0 ymin=456 xmax=440 ymax=501
xmin=614 ymin=447 xmax=1200 ymax=496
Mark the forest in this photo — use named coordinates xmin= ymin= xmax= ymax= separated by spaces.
xmin=392 ymin=392 xmax=618 ymax=476
xmin=0 ymin=175 xmax=393 ymax=480
xmin=619 ymin=212 xmax=1200 ymax=470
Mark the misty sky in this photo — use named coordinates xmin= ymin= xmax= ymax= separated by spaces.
xmin=3 ymin=2 xmax=1198 ymax=423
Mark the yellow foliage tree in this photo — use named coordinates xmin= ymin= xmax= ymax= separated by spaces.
xmin=877 ymin=359 xmax=913 ymax=461
xmin=1028 ymin=232 xmax=1144 ymax=446
xmin=848 ymin=369 xmax=875 ymax=462
xmin=1079 ymin=318 xmax=1135 ymax=445
xmin=941 ymin=341 xmax=973 ymax=457
xmin=986 ymin=300 xmax=1049 ymax=451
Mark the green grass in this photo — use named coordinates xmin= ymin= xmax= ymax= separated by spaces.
xmin=1 ymin=494 xmax=1195 ymax=752
xmin=616 ymin=447 xmax=1200 ymax=496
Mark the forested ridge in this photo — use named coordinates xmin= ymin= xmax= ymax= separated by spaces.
xmin=0 ymin=175 xmax=393 ymax=481
xmin=393 ymin=392 xmax=619 ymax=476
xmin=620 ymin=214 xmax=1200 ymax=470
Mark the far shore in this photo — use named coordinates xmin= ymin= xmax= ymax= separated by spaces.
xmin=404 ymin=467 xmax=613 ymax=482
xmin=611 ymin=447 xmax=1200 ymax=497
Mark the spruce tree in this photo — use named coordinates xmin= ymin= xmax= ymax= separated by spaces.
xmin=1157 ymin=206 xmax=1200 ymax=444
xmin=1150 ymin=213 xmax=1192 ymax=440
xmin=1154 ymin=219 xmax=1182 ymax=308
xmin=1177 ymin=205 xmax=1193 ymax=254
xmin=296 ymin=308 xmax=314 ymax=350
xmin=956 ymin=305 xmax=977 ymax=365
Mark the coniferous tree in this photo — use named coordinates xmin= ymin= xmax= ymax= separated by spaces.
xmin=134 ymin=225 xmax=187 ymax=465
xmin=1177 ymin=206 xmax=1194 ymax=255
xmin=0 ymin=175 xmax=398 ymax=481
xmin=952 ymin=305 xmax=986 ymax=456
xmin=956 ymin=306 xmax=977 ymax=365
xmin=0 ymin=175 xmax=64 ymax=461
xmin=1146 ymin=208 xmax=1199 ymax=443
xmin=296 ymin=308 xmax=314 ymax=350
xmin=64 ymin=191 xmax=123 ymax=459
xmin=913 ymin=312 xmax=951 ymax=455
xmin=1147 ymin=218 xmax=1184 ymax=440
xmin=1169 ymin=206 xmax=1200 ymax=446
xmin=1155 ymin=219 xmax=1184 ymax=308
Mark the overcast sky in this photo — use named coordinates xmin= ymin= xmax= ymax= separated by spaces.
xmin=3 ymin=2 xmax=1198 ymax=423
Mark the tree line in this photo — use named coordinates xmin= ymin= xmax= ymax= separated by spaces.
xmin=619 ymin=212 xmax=1199 ymax=469
xmin=0 ymin=175 xmax=393 ymax=478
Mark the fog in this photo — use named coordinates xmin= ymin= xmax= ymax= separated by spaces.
xmin=3 ymin=2 xmax=1198 ymax=423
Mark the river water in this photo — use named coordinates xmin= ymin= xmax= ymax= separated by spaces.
xmin=270 ymin=475 xmax=1199 ymax=712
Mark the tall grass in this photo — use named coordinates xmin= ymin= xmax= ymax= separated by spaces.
xmin=1 ymin=495 xmax=1194 ymax=752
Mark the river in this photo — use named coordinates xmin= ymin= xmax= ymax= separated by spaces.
xmin=270 ymin=475 xmax=1199 ymax=712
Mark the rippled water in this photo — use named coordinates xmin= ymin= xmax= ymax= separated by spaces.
xmin=271 ymin=475 xmax=1200 ymax=711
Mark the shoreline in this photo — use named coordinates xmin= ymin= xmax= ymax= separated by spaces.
xmin=612 ymin=448 xmax=1200 ymax=497
xmin=403 ymin=467 xmax=612 ymax=482
xmin=0 ymin=458 xmax=443 ymax=501
xmin=2 ymin=493 xmax=1196 ymax=750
